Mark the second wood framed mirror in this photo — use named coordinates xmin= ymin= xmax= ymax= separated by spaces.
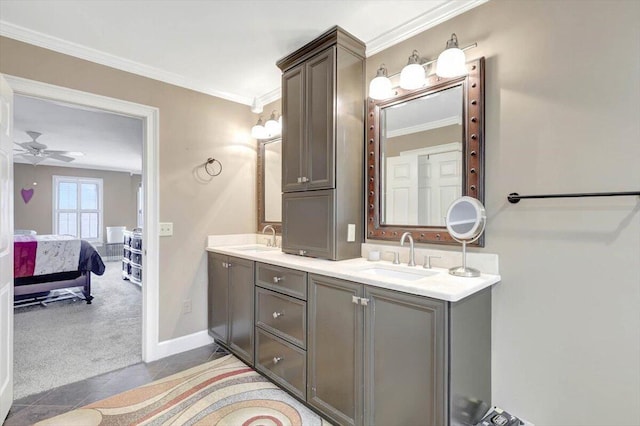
xmin=366 ymin=57 xmax=485 ymax=246
xmin=257 ymin=137 xmax=282 ymax=234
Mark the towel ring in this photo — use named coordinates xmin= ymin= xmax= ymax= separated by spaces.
xmin=204 ymin=158 xmax=222 ymax=177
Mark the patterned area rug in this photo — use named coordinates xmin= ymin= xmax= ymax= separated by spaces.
xmin=35 ymin=354 xmax=328 ymax=426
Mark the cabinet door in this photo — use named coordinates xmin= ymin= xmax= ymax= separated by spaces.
xmin=364 ymin=287 xmax=446 ymax=426
xmin=282 ymin=190 xmax=334 ymax=259
xmin=308 ymin=274 xmax=363 ymax=426
xmin=207 ymin=252 xmax=229 ymax=345
xmin=228 ymin=256 xmax=255 ymax=365
xmin=282 ymin=64 xmax=306 ymax=192
xmin=305 ymin=47 xmax=335 ymax=190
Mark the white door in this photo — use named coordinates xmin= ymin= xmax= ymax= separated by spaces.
xmin=385 ymin=155 xmax=418 ymax=225
xmin=419 ymin=150 xmax=462 ymax=226
xmin=0 ymin=74 xmax=14 ymax=422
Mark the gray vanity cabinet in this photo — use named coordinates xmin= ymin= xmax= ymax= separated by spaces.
xmin=278 ymin=26 xmax=365 ymax=261
xmin=363 ymin=286 xmax=446 ymax=426
xmin=207 ymin=252 xmax=255 ymax=365
xmin=307 ymin=274 xmax=484 ymax=426
xmin=308 ymin=274 xmax=364 ymax=426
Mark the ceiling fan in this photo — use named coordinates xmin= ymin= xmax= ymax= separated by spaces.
xmin=14 ymin=131 xmax=81 ymax=165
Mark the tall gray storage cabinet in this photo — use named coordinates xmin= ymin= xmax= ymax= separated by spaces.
xmin=277 ymin=26 xmax=365 ymax=261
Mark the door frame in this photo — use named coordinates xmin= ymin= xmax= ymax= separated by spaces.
xmin=4 ymin=74 xmax=162 ymax=362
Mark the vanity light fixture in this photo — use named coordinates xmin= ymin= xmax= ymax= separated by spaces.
xmin=399 ymin=50 xmax=426 ymax=90
xmin=435 ymin=33 xmax=468 ymax=78
xmin=367 ymin=35 xmax=477 ymax=98
xmin=369 ymin=64 xmax=394 ymax=100
xmin=251 ymin=111 xmax=282 ymax=139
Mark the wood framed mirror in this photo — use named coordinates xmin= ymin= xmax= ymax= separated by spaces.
xmin=366 ymin=57 xmax=485 ymax=246
xmin=257 ymin=137 xmax=282 ymax=233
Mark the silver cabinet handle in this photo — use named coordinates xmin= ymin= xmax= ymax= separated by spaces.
xmin=297 ymin=177 xmax=302 ymax=183
xmin=298 ymin=250 xmax=307 ymax=256
xmin=352 ymin=295 xmax=360 ymax=305
xmin=272 ymin=311 xmax=283 ymax=319
xmin=360 ymin=298 xmax=370 ymax=306
xmin=301 ymin=176 xmax=309 ymax=183
xmin=273 ymin=276 xmax=283 ymax=283
xmin=273 ymin=356 xmax=283 ymax=364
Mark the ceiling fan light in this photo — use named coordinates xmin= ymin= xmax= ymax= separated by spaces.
xmin=399 ymin=50 xmax=426 ymax=90
xmin=436 ymin=34 xmax=468 ymax=78
xmin=369 ymin=64 xmax=393 ymax=100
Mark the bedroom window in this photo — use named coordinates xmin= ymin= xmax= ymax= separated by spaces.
xmin=53 ymin=175 xmax=104 ymax=243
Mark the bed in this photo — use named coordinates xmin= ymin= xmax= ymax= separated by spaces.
xmin=14 ymin=234 xmax=106 ymax=305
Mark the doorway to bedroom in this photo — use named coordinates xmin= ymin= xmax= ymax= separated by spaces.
xmin=9 ymin=84 xmax=150 ymax=401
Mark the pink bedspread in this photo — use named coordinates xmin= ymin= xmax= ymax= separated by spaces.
xmin=14 ymin=235 xmax=82 ymax=278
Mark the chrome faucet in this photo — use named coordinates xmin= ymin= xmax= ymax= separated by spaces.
xmin=262 ymin=225 xmax=276 ymax=247
xmin=400 ymin=232 xmax=416 ymax=266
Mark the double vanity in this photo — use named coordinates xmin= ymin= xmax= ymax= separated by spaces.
xmin=208 ymin=23 xmax=498 ymax=426
xmin=206 ymin=237 xmax=500 ymax=426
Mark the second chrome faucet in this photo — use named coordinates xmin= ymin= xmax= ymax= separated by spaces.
xmin=262 ymin=225 xmax=277 ymax=247
xmin=400 ymin=232 xmax=416 ymax=267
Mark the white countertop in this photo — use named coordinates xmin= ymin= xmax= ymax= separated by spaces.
xmin=206 ymin=243 xmax=500 ymax=302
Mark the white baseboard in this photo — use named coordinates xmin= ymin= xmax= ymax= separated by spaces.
xmin=147 ymin=330 xmax=214 ymax=362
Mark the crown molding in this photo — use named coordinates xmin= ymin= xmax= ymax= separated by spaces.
xmin=365 ymin=0 xmax=489 ymax=57
xmin=0 ymin=20 xmax=253 ymax=106
xmin=258 ymin=87 xmax=282 ymax=107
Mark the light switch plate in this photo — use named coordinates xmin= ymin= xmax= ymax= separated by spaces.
xmin=347 ymin=224 xmax=356 ymax=242
xmin=159 ymin=222 xmax=173 ymax=237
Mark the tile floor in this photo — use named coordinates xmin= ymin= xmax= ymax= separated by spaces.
xmin=4 ymin=343 xmax=229 ymax=425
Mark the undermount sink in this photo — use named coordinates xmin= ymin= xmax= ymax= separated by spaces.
xmin=233 ymin=245 xmax=278 ymax=252
xmin=356 ymin=265 xmax=439 ymax=281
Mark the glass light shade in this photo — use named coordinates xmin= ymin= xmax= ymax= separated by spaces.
xmin=251 ymin=118 xmax=267 ymax=139
xmin=369 ymin=64 xmax=393 ymax=100
xmin=400 ymin=63 xmax=426 ymax=90
xmin=369 ymin=76 xmax=393 ymax=100
xmin=436 ymin=47 xmax=467 ymax=78
xmin=265 ymin=112 xmax=281 ymax=135
xmin=436 ymin=34 xmax=468 ymax=78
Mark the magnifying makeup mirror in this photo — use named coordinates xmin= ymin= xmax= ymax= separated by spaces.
xmin=445 ymin=196 xmax=486 ymax=277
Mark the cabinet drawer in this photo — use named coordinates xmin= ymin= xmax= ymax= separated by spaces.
xmin=256 ymin=287 xmax=306 ymax=349
xmin=255 ymin=329 xmax=306 ymax=400
xmin=256 ymin=262 xmax=307 ymax=300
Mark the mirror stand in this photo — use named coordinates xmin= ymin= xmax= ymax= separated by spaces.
xmin=445 ymin=196 xmax=486 ymax=277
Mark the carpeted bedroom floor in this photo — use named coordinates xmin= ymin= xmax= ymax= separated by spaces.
xmin=13 ymin=262 xmax=142 ymax=400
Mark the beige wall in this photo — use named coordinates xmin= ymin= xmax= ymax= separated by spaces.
xmin=13 ymin=164 xmax=140 ymax=236
xmin=386 ymin=124 xmax=461 ymax=157
xmin=0 ymin=36 xmax=257 ymax=341
xmin=368 ymin=1 xmax=640 ymax=424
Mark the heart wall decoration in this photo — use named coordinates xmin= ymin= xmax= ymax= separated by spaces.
xmin=21 ymin=188 xmax=34 ymax=204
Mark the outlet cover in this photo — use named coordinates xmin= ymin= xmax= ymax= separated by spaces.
xmin=159 ymin=222 xmax=173 ymax=236
xmin=347 ymin=224 xmax=356 ymax=242
xmin=182 ymin=299 xmax=192 ymax=314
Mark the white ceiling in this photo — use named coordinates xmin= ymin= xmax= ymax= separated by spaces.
xmin=0 ymin=0 xmax=486 ymax=105
xmin=1 ymin=0 xmax=486 ymax=172
xmin=13 ymin=95 xmax=143 ymax=173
